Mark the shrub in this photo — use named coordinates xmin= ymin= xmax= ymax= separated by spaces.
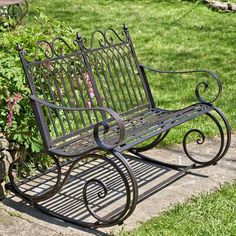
xmin=0 ymin=11 xmax=76 ymax=153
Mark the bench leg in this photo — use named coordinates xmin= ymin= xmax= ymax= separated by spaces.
xmin=6 ymin=153 xmax=62 ymax=202
xmin=182 ymin=107 xmax=231 ymax=168
xmin=130 ymin=107 xmax=231 ymax=170
xmin=6 ymin=151 xmax=138 ymax=228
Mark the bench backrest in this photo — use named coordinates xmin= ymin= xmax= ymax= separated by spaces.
xmin=18 ymin=26 xmax=153 ymax=149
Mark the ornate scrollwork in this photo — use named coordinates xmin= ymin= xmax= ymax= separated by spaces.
xmin=27 ymin=95 xmax=126 ymax=154
xmin=51 ymin=37 xmax=76 ymax=57
xmin=83 ymin=179 xmax=107 ymax=200
xmin=183 ymin=128 xmax=207 ymax=164
xmin=194 ymin=70 xmax=222 ymax=104
xmin=141 ymin=65 xmax=223 ymax=105
xmin=78 ymin=152 xmax=137 ymax=226
xmin=183 ymin=109 xmax=230 ymax=167
xmin=6 ymin=150 xmax=138 ymax=227
xmin=129 ymin=107 xmax=230 ymax=170
xmin=35 ymin=40 xmax=55 ymax=60
xmin=17 ymin=26 xmax=129 ymax=64
xmin=81 ymin=154 xmax=130 ymax=224
xmin=75 ymin=26 xmax=129 ymax=50
xmin=7 ymin=154 xmax=62 ymax=202
xmin=93 ymin=119 xmax=124 ymax=151
xmin=16 ymin=37 xmax=76 ymax=63
xmin=33 ymin=38 xmax=76 ymax=61
xmin=36 ymin=152 xmax=136 ymax=227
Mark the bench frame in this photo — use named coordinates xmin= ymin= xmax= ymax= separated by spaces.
xmin=5 ymin=25 xmax=231 ymax=228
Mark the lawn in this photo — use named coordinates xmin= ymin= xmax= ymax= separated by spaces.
xmin=1 ymin=0 xmax=236 ymax=235
xmin=120 ymin=182 xmax=236 ymax=236
xmin=24 ymin=0 xmax=236 ymax=145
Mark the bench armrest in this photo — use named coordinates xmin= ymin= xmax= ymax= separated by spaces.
xmin=30 ymin=95 xmax=125 ymax=151
xmin=140 ymin=64 xmax=222 ymax=104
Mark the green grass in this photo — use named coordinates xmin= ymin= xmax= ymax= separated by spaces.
xmin=119 ymin=182 xmax=236 ymax=236
xmin=23 ymin=0 xmax=236 ymax=145
xmin=225 ymin=0 xmax=236 ymax=3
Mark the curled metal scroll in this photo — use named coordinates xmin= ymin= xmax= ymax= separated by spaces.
xmin=33 ymin=38 xmax=76 ymax=61
xmin=194 ymin=73 xmax=222 ymax=104
xmin=28 ymin=95 xmax=126 ymax=153
xmin=30 ymin=152 xmax=137 ymax=227
xmin=80 ymin=153 xmax=132 ymax=225
xmin=93 ymin=118 xmax=125 ymax=151
xmin=141 ymin=65 xmax=223 ymax=105
xmin=17 ymin=26 xmax=128 ymax=63
xmin=130 ymin=108 xmax=230 ymax=170
xmin=7 ymin=154 xmax=62 ymax=202
xmin=16 ymin=37 xmax=77 ymax=63
xmin=75 ymin=26 xmax=128 ymax=50
xmin=183 ymin=109 xmax=231 ymax=167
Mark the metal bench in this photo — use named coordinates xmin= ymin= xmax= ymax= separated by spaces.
xmin=6 ymin=25 xmax=231 ymax=228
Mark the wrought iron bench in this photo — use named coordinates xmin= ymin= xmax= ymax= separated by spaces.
xmin=6 ymin=25 xmax=231 ymax=228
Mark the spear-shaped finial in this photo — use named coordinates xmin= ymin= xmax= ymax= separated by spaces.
xmin=123 ymin=24 xmax=128 ymax=31
xmin=16 ymin=43 xmax=23 ymax=52
xmin=76 ymin=32 xmax=82 ymax=42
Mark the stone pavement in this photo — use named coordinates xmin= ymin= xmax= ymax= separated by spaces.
xmin=0 ymin=133 xmax=235 ymax=236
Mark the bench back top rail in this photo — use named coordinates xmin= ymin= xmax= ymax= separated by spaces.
xmin=18 ymin=26 xmax=154 ymax=149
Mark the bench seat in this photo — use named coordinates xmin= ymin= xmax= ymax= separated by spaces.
xmin=49 ymin=103 xmax=212 ymax=157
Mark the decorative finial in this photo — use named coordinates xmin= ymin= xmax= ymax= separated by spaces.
xmin=16 ymin=43 xmax=23 ymax=52
xmin=76 ymin=32 xmax=82 ymax=42
xmin=123 ymin=24 xmax=128 ymax=31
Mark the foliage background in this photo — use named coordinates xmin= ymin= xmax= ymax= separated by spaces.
xmin=0 ymin=12 xmax=76 ymax=152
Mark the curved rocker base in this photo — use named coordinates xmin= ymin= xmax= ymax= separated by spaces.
xmin=6 ymin=151 xmax=138 ymax=228
xmin=5 ymin=150 xmax=196 ymax=228
xmin=130 ymin=107 xmax=231 ymax=170
xmin=5 ymin=107 xmax=231 ymax=228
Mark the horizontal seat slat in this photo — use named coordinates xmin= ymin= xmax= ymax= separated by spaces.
xmin=49 ymin=103 xmax=212 ymax=156
xmin=50 ymin=103 xmax=150 ymax=146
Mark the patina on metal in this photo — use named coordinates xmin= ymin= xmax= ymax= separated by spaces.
xmin=5 ymin=25 xmax=231 ymax=228
xmin=0 ymin=0 xmax=28 ymax=27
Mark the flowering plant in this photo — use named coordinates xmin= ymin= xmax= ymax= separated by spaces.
xmin=0 ymin=10 xmax=75 ymax=152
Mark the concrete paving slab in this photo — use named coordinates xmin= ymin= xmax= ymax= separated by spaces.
xmin=0 ymin=133 xmax=235 ymax=236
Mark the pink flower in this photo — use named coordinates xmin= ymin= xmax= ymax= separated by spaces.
xmin=7 ymin=93 xmax=13 ymax=127
xmin=13 ymin=93 xmax=23 ymax=106
xmin=89 ymin=92 xmax=95 ymax=98
xmin=7 ymin=110 xmax=13 ymax=127
xmin=83 ymin=72 xmax=90 ymax=81
xmin=86 ymin=101 xmax=92 ymax=108
xmin=6 ymin=93 xmax=23 ymax=127
xmin=83 ymin=72 xmax=95 ymax=105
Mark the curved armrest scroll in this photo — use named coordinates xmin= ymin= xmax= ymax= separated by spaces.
xmin=30 ymin=95 xmax=125 ymax=151
xmin=140 ymin=64 xmax=222 ymax=104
